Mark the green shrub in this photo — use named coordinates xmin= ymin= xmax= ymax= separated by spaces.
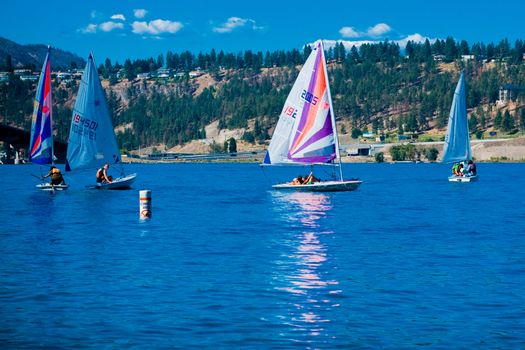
xmin=390 ymin=144 xmax=417 ymax=161
xmin=425 ymin=147 xmax=439 ymax=161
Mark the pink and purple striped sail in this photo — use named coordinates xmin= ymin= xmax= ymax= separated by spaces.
xmin=264 ymin=41 xmax=336 ymax=165
xmin=29 ymin=49 xmax=54 ymax=164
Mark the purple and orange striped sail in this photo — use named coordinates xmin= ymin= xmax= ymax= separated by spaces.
xmin=29 ymin=47 xmax=54 ymax=164
xmin=263 ymin=41 xmax=337 ymax=165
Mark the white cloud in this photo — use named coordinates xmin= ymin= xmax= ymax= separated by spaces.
xmin=132 ymin=19 xmax=183 ymax=35
xmin=396 ymin=33 xmax=434 ymax=47
xmin=90 ymin=10 xmax=98 ymax=19
xmin=134 ymin=9 xmax=148 ymax=19
xmin=213 ymin=17 xmax=261 ymax=33
xmin=339 ymin=22 xmax=392 ymax=39
xmin=319 ymin=33 xmax=435 ymax=51
xmin=367 ymin=23 xmax=391 ymax=37
xmin=81 ymin=24 xmax=98 ymax=33
xmin=111 ymin=14 xmax=126 ymax=21
xmin=339 ymin=26 xmax=360 ymax=38
xmin=80 ymin=21 xmax=125 ymax=34
xmin=99 ymin=21 xmax=124 ymax=32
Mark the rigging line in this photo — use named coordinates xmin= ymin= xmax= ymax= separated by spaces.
xmin=320 ymin=166 xmax=334 ymax=181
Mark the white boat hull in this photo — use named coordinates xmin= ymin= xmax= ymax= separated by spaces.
xmin=273 ymin=180 xmax=362 ymax=192
xmin=36 ymin=183 xmax=69 ymax=191
xmin=88 ymin=173 xmax=137 ymax=190
xmin=448 ymin=175 xmax=478 ymax=182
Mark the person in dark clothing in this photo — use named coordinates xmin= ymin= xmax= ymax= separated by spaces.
xmin=96 ymin=163 xmax=113 ymax=183
xmin=464 ymin=160 xmax=477 ymax=176
xmin=43 ymin=166 xmax=66 ymax=185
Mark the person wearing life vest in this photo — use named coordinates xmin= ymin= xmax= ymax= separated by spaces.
xmin=464 ymin=160 xmax=477 ymax=177
xmin=452 ymin=163 xmax=460 ymax=176
xmin=96 ymin=163 xmax=113 ymax=183
xmin=43 ymin=166 xmax=66 ymax=185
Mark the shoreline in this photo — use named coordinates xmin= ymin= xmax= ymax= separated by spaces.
xmin=122 ymin=135 xmax=525 ymax=164
xmin=122 ymin=136 xmax=525 ymax=164
xmin=120 ymin=156 xmax=525 ymax=164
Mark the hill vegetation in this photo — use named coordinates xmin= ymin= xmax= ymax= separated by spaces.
xmin=2 ymin=37 xmax=525 ymax=153
xmin=0 ymin=36 xmax=85 ymax=71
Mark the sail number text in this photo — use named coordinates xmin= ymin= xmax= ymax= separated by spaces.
xmin=284 ymin=106 xmax=297 ymax=118
xmin=301 ymin=90 xmax=318 ymax=105
xmin=72 ymin=114 xmax=99 ymax=140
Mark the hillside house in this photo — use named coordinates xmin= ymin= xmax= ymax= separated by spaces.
xmin=14 ymin=69 xmax=31 ymax=75
xmin=56 ymin=72 xmax=73 ymax=80
xmin=498 ymin=84 xmax=525 ymax=102
xmin=20 ymin=75 xmax=38 ymax=82
xmin=137 ymin=72 xmax=151 ymax=79
xmin=156 ymin=68 xmax=172 ymax=78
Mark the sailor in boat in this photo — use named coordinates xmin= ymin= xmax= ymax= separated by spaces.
xmin=290 ymin=175 xmax=304 ymax=185
xmin=43 ymin=166 xmax=66 ymax=186
xmin=463 ymin=160 xmax=477 ymax=177
xmin=452 ymin=163 xmax=460 ymax=176
xmin=303 ymin=172 xmax=320 ymax=184
xmin=290 ymin=172 xmax=321 ymax=185
xmin=452 ymin=163 xmax=464 ymax=176
xmin=96 ymin=163 xmax=113 ymax=184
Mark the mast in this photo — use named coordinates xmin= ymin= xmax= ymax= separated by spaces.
xmin=319 ymin=40 xmax=344 ymax=181
xmin=48 ymin=45 xmax=54 ymax=165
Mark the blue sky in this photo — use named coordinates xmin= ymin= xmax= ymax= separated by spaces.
xmin=1 ymin=0 xmax=524 ymax=63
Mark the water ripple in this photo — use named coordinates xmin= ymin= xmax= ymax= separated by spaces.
xmin=1 ymin=163 xmax=525 ymax=348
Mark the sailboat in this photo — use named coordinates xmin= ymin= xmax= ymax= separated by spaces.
xmin=65 ymin=53 xmax=137 ymax=189
xmin=29 ymin=47 xmax=68 ymax=191
xmin=442 ymin=71 xmax=478 ymax=182
xmin=262 ymin=40 xmax=361 ymax=192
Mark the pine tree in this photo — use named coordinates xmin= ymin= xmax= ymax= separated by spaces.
xmin=501 ymin=110 xmax=515 ymax=132
xmin=444 ymin=37 xmax=458 ymax=62
xmin=494 ymin=110 xmax=502 ymax=129
xmin=124 ymin=59 xmax=134 ymax=81
xmin=468 ymin=113 xmax=478 ymax=132
xmin=228 ymin=138 xmax=237 ymax=153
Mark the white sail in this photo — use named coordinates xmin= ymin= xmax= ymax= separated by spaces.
xmin=442 ymin=72 xmax=471 ymax=163
xmin=66 ymin=53 xmax=121 ymax=172
xmin=263 ymin=41 xmax=337 ymax=165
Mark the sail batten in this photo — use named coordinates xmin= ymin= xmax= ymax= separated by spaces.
xmin=442 ymin=72 xmax=471 ymax=163
xmin=66 ymin=54 xmax=121 ymax=172
xmin=29 ymin=49 xmax=53 ymax=164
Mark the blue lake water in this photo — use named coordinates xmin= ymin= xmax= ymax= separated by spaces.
xmin=1 ymin=162 xmax=525 ymax=349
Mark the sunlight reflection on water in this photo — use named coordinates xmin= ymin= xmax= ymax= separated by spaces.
xmin=271 ymin=191 xmax=340 ymax=340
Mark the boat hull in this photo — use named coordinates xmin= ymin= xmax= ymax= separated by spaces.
xmin=273 ymin=180 xmax=362 ymax=192
xmin=36 ymin=183 xmax=69 ymax=191
xmin=448 ymin=175 xmax=478 ymax=182
xmin=88 ymin=173 xmax=137 ymax=190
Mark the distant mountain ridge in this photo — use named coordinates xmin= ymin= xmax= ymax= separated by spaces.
xmin=0 ymin=36 xmax=85 ymax=70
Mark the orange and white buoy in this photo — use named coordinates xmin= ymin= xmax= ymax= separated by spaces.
xmin=139 ymin=190 xmax=152 ymax=220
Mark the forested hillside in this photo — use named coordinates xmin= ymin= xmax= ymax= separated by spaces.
xmin=0 ymin=36 xmax=85 ymax=71
xmin=2 ymin=37 xmax=525 ymax=152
